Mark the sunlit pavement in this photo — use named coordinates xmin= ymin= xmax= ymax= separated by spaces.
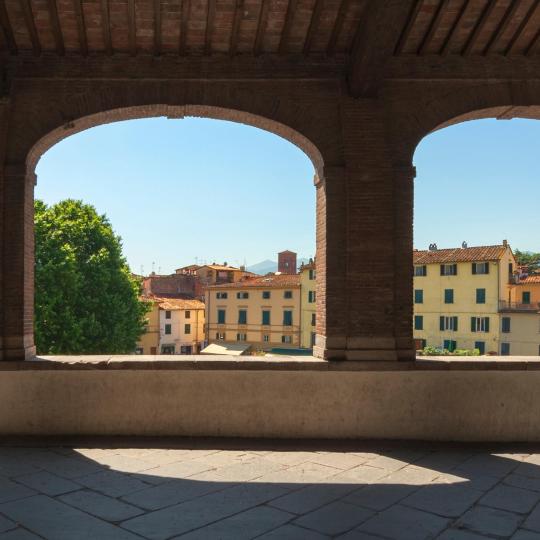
xmin=1 ymin=441 xmax=540 ymax=539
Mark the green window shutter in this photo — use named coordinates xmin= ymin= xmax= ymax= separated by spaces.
xmin=485 ymin=317 xmax=490 ymax=333
xmin=414 ymin=290 xmax=423 ymax=303
xmin=453 ymin=264 xmax=457 ymax=275
xmin=453 ymin=316 xmax=458 ymax=331
xmin=472 ymin=263 xmax=477 ymax=275
xmin=476 ymin=288 xmax=486 ymax=304
xmin=440 ymin=316 xmax=444 ymax=331
xmin=262 ymin=311 xmax=270 ymax=325
xmin=471 ymin=317 xmax=476 ymax=332
xmin=440 ymin=265 xmax=444 ymax=276
xmin=444 ymin=289 xmax=453 ymax=303
xmin=414 ymin=316 xmax=423 ymax=330
xmin=523 ymin=292 xmax=531 ymax=304
xmin=485 ymin=262 xmax=489 ymax=274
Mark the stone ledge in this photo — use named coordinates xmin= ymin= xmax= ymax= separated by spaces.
xmin=0 ymin=355 xmax=538 ymax=371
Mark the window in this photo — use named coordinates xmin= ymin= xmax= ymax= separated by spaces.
xmin=161 ymin=345 xmax=175 ymax=355
xmin=185 ymin=310 xmax=191 ymax=319
xmin=309 ymin=269 xmax=316 ymax=280
xmin=165 ymin=324 xmax=172 ymax=335
xmin=471 ymin=317 xmax=490 ymax=333
xmin=501 ymin=317 xmax=511 ymax=333
xmin=165 ymin=310 xmax=171 ymax=319
xmin=444 ymin=289 xmax=454 ymax=304
xmin=262 ymin=291 xmax=271 ymax=299
xmin=414 ymin=315 xmax=423 ymax=330
xmin=283 ymin=310 xmax=293 ymax=326
xmin=311 ymin=313 xmax=316 ymax=326
xmin=474 ymin=341 xmax=485 ymax=355
xmin=414 ymin=265 xmax=427 ymax=276
xmin=217 ymin=309 xmax=226 ymax=324
xmin=439 ymin=316 xmax=458 ymax=331
xmin=216 ymin=292 xmax=228 ymax=299
xmin=263 ymin=334 xmax=270 ymax=342
xmin=523 ymin=291 xmax=531 ymax=304
xmin=216 ymin=332 xmax=225 ymax=340
xmin=308 ymin=291 xmax=316 ymax=303
xmin=282 ymin=335 xmax=292 ymax=344
xmin=184 ymin=324 xmax=191 ymax=334
xmin=476 ymin=288 xmax=486 ymax=304
xmin=238 ymin=310 xmax=247 ymax=325
xmin=237 ymin=333 xmax=247 ymax=341
xmin=284 ymin=291 xmax=293 ymax=299
xmin=501 ymin=342 xmax=510 ymax=356
xmin=472 ymin=262 xmax=489 ymax=275
xmin=414 ymin=289 xmax=423 ymax=304
xmin=237 ymin=292 xmax=249 ymax=299
xmin=135 ymin=347 xmax=143 ymax=355
xmin=310 ymin=332 xmax=316 ymax=347
xmin=443 ymin=340 xmax=457 ymax=352
xmin=509 ymin=262 xmax=514 ymax=276
xmin=440 ymin=264 xmax=457 ymax=276
xmin=262 ymin=310 xmax=270 ymax=326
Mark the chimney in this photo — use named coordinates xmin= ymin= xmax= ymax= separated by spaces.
xmin=503 ymin=239 xmax=508 ymax=247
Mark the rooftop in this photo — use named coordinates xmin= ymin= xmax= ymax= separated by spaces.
xmin=206 ymin=273 xmax=301 ymax=289
xmin=516 ymin=275 xmax=540 ymax=285
xmin=157 ymin=298 xmax=205 ymax=311
xmin=413 ymin=244 xmax=509 ymax=265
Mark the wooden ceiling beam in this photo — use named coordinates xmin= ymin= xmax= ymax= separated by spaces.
xmin=0 ymin=3 xmax=16 ymax=54
xmin=101 ymin=0 xmax=112 ymax=55
xmin=303 ymin=0 xmax=324 ymax=55
xmin=327 ymin=0 xmax=350 ymax=55
xmin=21 ymin=0 xmax=41 ymax=56
xmin=279 ymin=0 xmax=297 ymax=54
xmin=73 ymin=0 xmax=88 ymax=56
xmin=441 ymin=0 xmax=469 ymax=55
xmin=254 ymin=0 xmax=270 ymax=56
xmin=229 ymin=0 xmax=244 ymax=56
xmin=154 ymin=0 xmax=162 ymax=56
xmin=484 ymin=0 xmax=522 ymax=55
xmin=462 ymin=0 xmax=499 ymax=56
xmin=205 ymin=0 xmax=216 ymax=55
xmin=179 ymin=0 xmax=190 ymax=55
xmin=395 ymin=0 xmax=424 ymax=55
xmin=47 ymin=0 xmax=65 ymax=55
xmin=128 ymin=0 xmax=136 ymax=56
xmin=526 ymin=26 xmax=540 ymax=54
xmin=419 ymin=0 xmax=450 ymax=55
xmin=505 ymin=0 xmax=539 ymax=55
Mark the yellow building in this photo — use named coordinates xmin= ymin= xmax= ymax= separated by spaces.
xmin=196 ymin=264 xmax=254 ymax=286
xmin=205 ymin=274 xmax=301 ymax=351
xmin=136 ymin=298 xmax=160 ymax=355
xmin=413 ymin=242 xmax=517 ymax=355
xmin=300 ymin=261 xmax=317 ymax=349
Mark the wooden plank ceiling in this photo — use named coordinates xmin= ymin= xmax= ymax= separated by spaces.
xmin=0 ymin=0 xmax=538 ymax=58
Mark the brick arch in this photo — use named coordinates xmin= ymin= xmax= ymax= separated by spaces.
xmin=26 ymin=104 xmax=325 ymax=182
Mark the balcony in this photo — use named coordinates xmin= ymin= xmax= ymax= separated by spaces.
xmin=498 ymin=300 xmax=540 ymax=312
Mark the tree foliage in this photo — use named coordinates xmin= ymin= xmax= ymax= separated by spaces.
xmin=35 ymin=199 xmax=150 ymax=354
xmin=514 ymin=249 xmax=540 ymax=273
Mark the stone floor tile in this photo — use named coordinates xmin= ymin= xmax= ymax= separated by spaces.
xmin=327 ymin=464 xmax=389 ymax=484
xmin=357 ymin=504 xmax=450 ymax=540
xmin=506 ymin=474 xmax=540 ymax=493
xmin=59 ymin=489 xmax=144 ymax=522
xmin=269 ymin=483 xmax=357 ymax=515
xmin=15 ymin=471 xmax=80 ymax=497
xmin=140 ymin=459 xmax=216 ymax=484
xmin=436 ymin=471 xmax=501 ymax=492
xmin=192 ymin=451 xmax=260 ymax=467
xmin=256 ymin=524 xmax=330 ymax=539
xmin=512 ymin=530 xmax=540 ymax=540
xmin=91 ymin=454 xmax=157 ymax=474
xmin=264 ymin=452 xmax=319 ymax=467
xmin=173 ymin=504 xmax=294 ymax=539
xmin=401 ymin=483 xmax=483 ymax=517
xmin=379 ymin=464 xmax=441 ymax=486
xmin=133 ymin=449 xmax=194 ymax=467
xmin=455 ymin=454 xmax=520 ymax=479
xmin=0 ymin=495 xmax=141 ymax=540
xmin=0 ymin=515 xmax=15 ymax=533
xmin=437 ymin=529 xmax=492 ymax=539
xmin=293 ymin=500 xmax=373 ymax=536
xmin=121 ymin=482 xmax=288 ymax=540
xmin=455 ymin=505 xmax=522 ymax=537
xmin=517 ymin=462 xmax=540 ymax=480
xmin=0 ymin=456 xmax=39 ymax=478
xmin=212 ymin=458 xmax=285 ymax=482
xmin=254 ymin=462 xmax=341 ymax=485
xmin=521 ymin=501 xmax=540 ymax=532
xmin=363 ymin=455 xmax=409 ymax=473
xmin=413 ymin=451 xmax=474 ymax=472
xmin=307 ymin=453 xmax=372 ymax=471
xmin=0 ymin=479 xmax=36 ymax=504
xmin=480 ymin=484 xmax=540 ymax=514
xmin=0 ymin=529 xmax=43 ymax=539
xmin=336 ymin=531 xmax=387 ymax=540
xmin=344 ymin=483 xmax=417 ymax=511
xmin=24 ymin=452 xmax=104 ymax=479
xmin=76 ymin=470 xmax=151 ymax=498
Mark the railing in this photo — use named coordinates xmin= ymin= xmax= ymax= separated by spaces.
xmin=499 ymin=300 xmax=540 ymax=312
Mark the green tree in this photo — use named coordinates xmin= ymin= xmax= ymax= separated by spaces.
xmin=514 ymin=249 xmax=540 ymax=273
xmin=35 ymin=199 xmax=150 ymax=354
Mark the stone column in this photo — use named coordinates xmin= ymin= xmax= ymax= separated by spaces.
xmin=2 ymin=163 xmax=36 ymax=360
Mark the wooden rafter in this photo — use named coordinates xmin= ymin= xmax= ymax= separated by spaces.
xmin=154 ymin=0 xmax=162 ymax=55
xmin=101 ymin=0 xmax=112 ymax=55
xmin=303 ymin=0 xmax=324 ymax=55
xmin=73 ymin=0 xmax=88 ymax=56
xmin=441 ymin=0 xmax=470 ymax=54
xmin=0 ymin=2 xmax=16 ymax=54
xmin=462 ymin=0 xmax=499 ymax=56
xmin=205 ymin=0 xmax=216 ymax=55
xmin=484 ymin=0 xmax=522 ymax=55
xmin=229 ymin=0 xmax=244 ymax=56
xmin=179 ymin=0 xmax=190 ymax=55
xmin=128 ymin=0 xmax=136 ymax=56
xmin=505 ymin=0 xmax=539 ymax=55
xmin=279 ymin=0 xmax=297 ymax=54
xmin=394 ymin=0 xmax=423 ymax=55
xmin=254 ymin=0 xmax=270 ymax=56
xmin=47 ymin=0 xmax=65 ymax=55
xmin=419 ymin=0 xmax=450 ymax=55
xmin=526 ymin=26 xmax=540 ymax=54
xmin=327 ymin=0 xmax=350 ymax=55
xmin=21 ymin=0 xmax=41 ymax=55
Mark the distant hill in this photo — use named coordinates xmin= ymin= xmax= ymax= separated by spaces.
xmin=247 ymin=257 xmax=310 ymax=275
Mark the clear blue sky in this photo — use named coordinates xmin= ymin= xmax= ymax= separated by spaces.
xmin=36 ymin=117 xmax=540 ymax=275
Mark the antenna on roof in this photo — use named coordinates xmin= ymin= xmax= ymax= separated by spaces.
xmin=151 ymin=261 xmax=155 ymax=273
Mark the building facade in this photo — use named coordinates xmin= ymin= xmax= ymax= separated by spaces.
xmin=300 ymin=261 xmax=317 ymax=349
xmin=136 ymin=298 xmax=160 ymax=355
xmin=158 ymin=298 xmax=205 ymax=354
xmin=278 ymin=251 xmax=297 ymax=275
xmin=205 ymin=274 xmax=301 ymax=351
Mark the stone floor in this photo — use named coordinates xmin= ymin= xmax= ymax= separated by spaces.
xmin=2 ymin=442 xmax=540 ymax=539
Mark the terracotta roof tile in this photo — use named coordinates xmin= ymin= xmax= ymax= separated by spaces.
xmin=413 ymin=245 xmax=507 ymax=265
xmin=206 ymin=274 xmax=300 ymax=289
xmin=517 ymin=276 xmax=540 ymax=285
